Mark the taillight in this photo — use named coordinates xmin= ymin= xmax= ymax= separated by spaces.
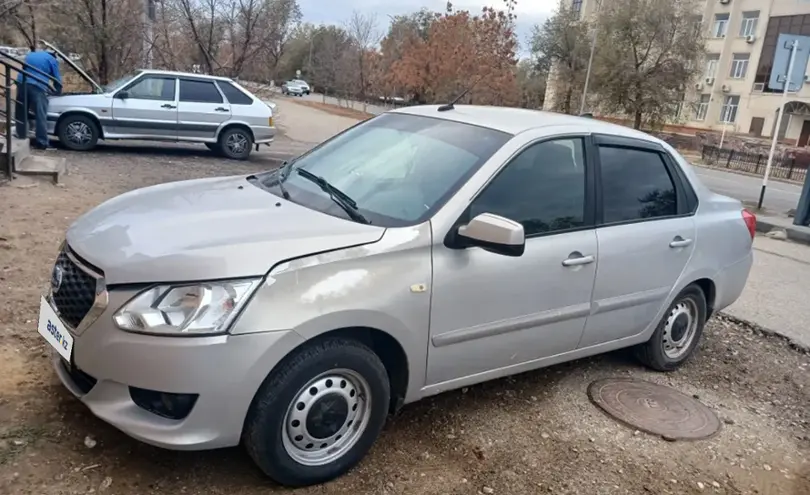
xmin=742 ymin=209 xmax=756 ymax=239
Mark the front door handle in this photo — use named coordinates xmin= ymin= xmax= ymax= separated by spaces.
xmin=562 ymin=252 xmax=595 ymax=267
xmin=161 ymin=103 xmax=176 ymax=109
xmin=215 ymin=106 xmax=228 ymax=112
xmin=669 ymin=236 xmax=693 ymax=248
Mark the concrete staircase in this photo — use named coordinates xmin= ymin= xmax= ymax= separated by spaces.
xmin=0 ymin=136 xmax=66 ymax=184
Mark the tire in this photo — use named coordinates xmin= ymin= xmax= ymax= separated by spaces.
xmin=635 ymin=284 xmax=708 ymax=372
xmin=243 ymin=338 xmax=390 ymax=487
xmin=57 ymin=114 xmax=99 ymax=151
xmin=217 ymin=127 xmax=253 ymax=160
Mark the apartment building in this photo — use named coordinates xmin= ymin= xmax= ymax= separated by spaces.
xmin=545 ymin=0 xmax=810 ymax=146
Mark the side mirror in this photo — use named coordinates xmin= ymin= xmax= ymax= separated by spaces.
xmin=115 ymin=91 xmax=129 ymax=99
xmin=457 ymin=213 xmax=525 ymax=257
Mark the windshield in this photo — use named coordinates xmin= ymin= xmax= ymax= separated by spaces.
xmin=104 ymin=72 xmax=140 ymax=93
xmin=256 ymin=113 xmax=511 ymax=227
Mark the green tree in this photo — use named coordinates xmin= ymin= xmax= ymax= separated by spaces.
xmin=530 ymin=2 xmax=590 ymax=114
xmin=591 ymin=0 xmax=705 ymax=129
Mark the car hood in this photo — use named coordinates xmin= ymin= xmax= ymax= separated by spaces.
xmin=49 ymin=93 xmax=107 ymax=108
xmin=66 ymin=176 xmax=385 ymax=285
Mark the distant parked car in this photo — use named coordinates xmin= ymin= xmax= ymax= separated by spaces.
xmin=36 ymin=43 xmax=273 ymax=160
xmin=291 ymin=79 xmax=311 ymax=95
xmin=281 ymin=80 xmax=306 ymax=97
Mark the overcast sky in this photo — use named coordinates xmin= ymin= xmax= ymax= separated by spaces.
xmin=297 ymin=0 xmax=560 ymax=56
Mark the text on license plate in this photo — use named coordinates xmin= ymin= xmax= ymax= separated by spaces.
xmin=37 ymin=296 xmax=74 ymax=361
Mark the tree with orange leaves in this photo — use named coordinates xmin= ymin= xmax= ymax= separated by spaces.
xmin=382 ymin=0 xmax=519 ymax=106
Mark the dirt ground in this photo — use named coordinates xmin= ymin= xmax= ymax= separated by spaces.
xmin=0 ymin=144 xmax=809 ymax=495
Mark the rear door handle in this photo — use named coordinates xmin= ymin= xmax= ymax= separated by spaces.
xmin=215 ymin=107 xmax=228 ymax=112
xmin=562 ymin=252 xmax=595 ymax=267
xmin=161 ymin=103 xmax=176 ymax=109
xmin=669 ymin=236 xmax=693 ymax=248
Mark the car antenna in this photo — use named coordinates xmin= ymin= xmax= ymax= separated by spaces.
xmin=437 ymin=77 xmax=482 ymax=112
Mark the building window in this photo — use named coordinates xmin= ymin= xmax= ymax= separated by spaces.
xmin=755 ymin=14 xmax=810 ymax=90
xmin=695 ymin=94 xmax=710 ymax=121
xmin=729 ymin=54 xmax=750 ymax=79
xmin=571 ymin=0 xmax=582 ymax=15
xmin=740 ymin=11 xmax=759 ymax=37
xmin=713 ymin=14 xmax=729 ymax=38
xmin=705 ymin=54 xmax=720 ymax=79
xmin=720 ymin=95 xmax=740 ymax=123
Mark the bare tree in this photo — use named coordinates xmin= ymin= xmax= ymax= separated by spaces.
xmin=346 ymin=10 xmax=379 ymax=112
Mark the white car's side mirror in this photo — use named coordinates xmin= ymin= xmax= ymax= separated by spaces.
xmin=457 ymin=213 xmax=525 ymax=257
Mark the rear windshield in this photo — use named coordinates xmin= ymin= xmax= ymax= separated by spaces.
xmin=257 ymin=113 xmax=511 ymax=227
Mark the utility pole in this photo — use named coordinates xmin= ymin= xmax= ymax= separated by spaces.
xmin=579 ymin=0 xmax=601 ymax=115
xmin=759 ymin=39 xmax=799 ymax=210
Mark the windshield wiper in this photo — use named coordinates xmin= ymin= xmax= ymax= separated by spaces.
xmin=295 ymin=168 xmax=370 ymax=224
xmin=275 ymin=161 xmax=291 ymax=200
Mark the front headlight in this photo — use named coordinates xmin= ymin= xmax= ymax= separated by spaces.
xmin=113 ymin=279 xmax=260 ymax=336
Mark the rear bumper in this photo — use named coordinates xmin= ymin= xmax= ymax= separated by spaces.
xmin=713 ymin=251 xmax=754 ymax=313
xmin=252 ymin=125 xmax=275 ymax=145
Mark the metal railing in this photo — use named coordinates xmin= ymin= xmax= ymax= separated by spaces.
xmin=701 ymin=144 xmax=809 ymax=183
xmin=0 ymin=50 xmax=60 ymax=180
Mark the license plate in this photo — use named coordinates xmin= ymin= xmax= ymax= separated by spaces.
xmin=37 ymin=296 xmax=74 ymax=361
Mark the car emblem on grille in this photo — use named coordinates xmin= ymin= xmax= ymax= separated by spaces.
xmin=51 ymin=265 xmax=64 ymax=293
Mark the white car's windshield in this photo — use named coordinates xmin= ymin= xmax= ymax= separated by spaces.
xmin=104 ymin=72 xmax=140 ymax=93
xmin=256 ymin=113 xmax=511 ymax=227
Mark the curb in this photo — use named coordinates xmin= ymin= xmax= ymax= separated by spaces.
xmin=755 ymin=218 xmax=810 ymax=245
xmin=716 ymin=312 xmax=810 ymax=354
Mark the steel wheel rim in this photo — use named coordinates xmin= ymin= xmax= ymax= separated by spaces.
xmin=226 ymin=133 xmax=248 ymax=154
xmin=281 ymin=368 xmax=372 ymax=466
xmin=66 ymin=122 xmax=91 ymax=144
xmin=662 ymin=297 xmax=699 ymax=359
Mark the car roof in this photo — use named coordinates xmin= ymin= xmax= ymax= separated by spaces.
xmin=391 ymin=105 xmax=662 ymax=143
xmin=139 ymin=69 xmax=233 ymax=82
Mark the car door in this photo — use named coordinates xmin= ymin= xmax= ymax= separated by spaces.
xmin=578 ymin=134 xmax=697 ymax=348
xmin=177 ymin=78 xmax=231 ymax=141
xmin=427 ymin=136 xmax=598 ymax=386
xmin=110 ymin=75 xmax=177 ymax=139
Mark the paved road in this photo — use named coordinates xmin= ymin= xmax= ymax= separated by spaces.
xmin=693 ymin=166 xmax=802 ymax=214
xmin=289 ymin=91 xmax=391 ymax=115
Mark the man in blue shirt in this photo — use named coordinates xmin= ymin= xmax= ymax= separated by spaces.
xmin=14 ymin=48 xmax=62 ymax=149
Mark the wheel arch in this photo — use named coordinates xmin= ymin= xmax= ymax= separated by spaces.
xmin=56 ymin=110 xmax=104 ymax=139
xmin=245 ymin=326 xmax=410 ymax=423
xmin=217 ymin=122 xmax=254 ymax=143
xmin=691 ymin=278 xmax=717 ymax=318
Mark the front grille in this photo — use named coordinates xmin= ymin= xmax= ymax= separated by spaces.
xmin=61 ymin=360 xmax=97 ymax=394
xmin=51 ymin=248 xmax=98 ymax=328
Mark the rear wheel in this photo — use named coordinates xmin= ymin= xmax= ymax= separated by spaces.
xmin=243 ymin=338 xmax=390 ymax=487
xmin=57 ymin=114 xmax=99 ymax=151
xmin=218 ymin=127 xmax=253 ymax=160
xmin=635 ymin=284 xmax=707 ymax=371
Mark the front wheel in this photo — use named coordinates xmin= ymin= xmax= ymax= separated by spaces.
xmin=57 ymin=114 xmax=99 ymax=151
xmin=243 ymin=338 xmax=390 ymax=487
xmin=218 ymin=127 xmax=253 ymax=160
xmin=635 ymin=284 xmax=708 ymax=372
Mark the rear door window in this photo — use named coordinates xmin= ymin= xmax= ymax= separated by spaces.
xmin=598 ymin=145 xmax=678 ymax=223
xmin=179 ymin=79 xmax=223 ymax=103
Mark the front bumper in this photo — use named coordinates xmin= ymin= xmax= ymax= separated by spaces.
xmin=51 ymin=286 xmax=304 ymax=450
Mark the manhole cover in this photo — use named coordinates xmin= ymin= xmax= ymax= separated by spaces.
xmin=588 ymin=378 xmax=721 ymax=441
